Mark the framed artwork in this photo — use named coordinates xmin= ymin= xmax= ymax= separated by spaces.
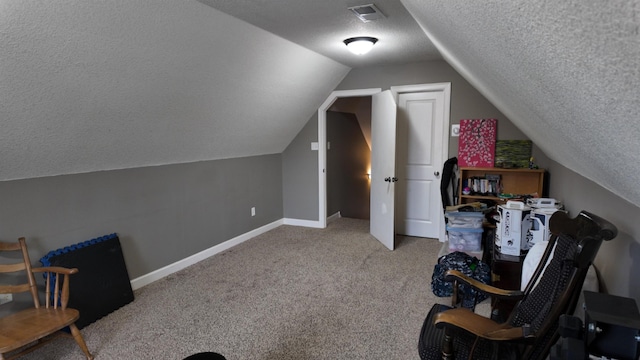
xmin=458 ymin=119 xmax=497 ymax=167
xmin=495 ymin=140 xmax=533 ymax=168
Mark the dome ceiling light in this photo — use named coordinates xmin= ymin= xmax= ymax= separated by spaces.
xmin=343 ymin=37 xmax=378 ymax=55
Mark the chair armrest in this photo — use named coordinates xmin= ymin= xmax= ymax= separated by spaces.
xmin=435 ymin=308 xmax=526 ymax=341
xmin=32 ymin=266 xmax=79 ymax=275
xmin=445 ymin=269 xmax=524 ymax=301
xmin=31 ymin=267 xmax=78 ymax=309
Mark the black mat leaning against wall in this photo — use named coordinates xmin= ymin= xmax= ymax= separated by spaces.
xmin=40 ymin=233 xmax=134 ymax=329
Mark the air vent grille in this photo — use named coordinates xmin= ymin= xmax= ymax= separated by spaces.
xmin=348 ymin=4 xmax=386 ymax=22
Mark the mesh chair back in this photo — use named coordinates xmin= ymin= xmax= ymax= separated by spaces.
xmin=510 ymin=233 xmax=578 ymax=359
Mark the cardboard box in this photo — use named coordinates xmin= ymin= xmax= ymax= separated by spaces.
xmin=497 ymin=201 xmax=532 ymax=256
xmin=529 ymin=208 xmax=562 ymax=245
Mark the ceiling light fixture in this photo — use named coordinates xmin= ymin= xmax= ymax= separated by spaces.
xmin=343 ymin=37 xmax=378 ymax=55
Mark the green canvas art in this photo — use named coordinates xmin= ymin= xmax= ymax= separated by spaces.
xmin=494 ymin=140 xmax=532 ymax=168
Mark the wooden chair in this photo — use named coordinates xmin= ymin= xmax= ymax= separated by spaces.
xmin=418 ymin=210 xmax=617 ymax=360
xmin=0 ymin=237 xmax=93 ymax=360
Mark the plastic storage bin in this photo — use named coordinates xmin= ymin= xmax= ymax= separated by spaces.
xmin=445 ymin=211 xmax=484 ymax=229
xmin=447 ymin=226 xmax=483 ymax=252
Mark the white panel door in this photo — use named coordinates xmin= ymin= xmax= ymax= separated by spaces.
xmin=370 ymin=90 xmax=397 ymax=250
xmin=395 ymin=91 xmax=445 ymax=238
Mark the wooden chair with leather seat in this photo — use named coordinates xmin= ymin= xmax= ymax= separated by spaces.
xmin=0 ymin=237 xmax=93 ymax=360
xmin=418 ymin=210 xmax=618 ymax=360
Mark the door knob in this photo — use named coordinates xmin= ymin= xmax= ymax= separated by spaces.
xmin=434 ymin=171 xmax=440 ymax=176
xmin=384 ymin=177 xmax=391 ymax=182
xmin=391 ymin=177 xmax=398 ymax=182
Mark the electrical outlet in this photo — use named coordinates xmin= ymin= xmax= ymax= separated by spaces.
xmin=0 ymin=294 xmax=12 ymax=305
xmin=251 ymin=207 xmax=256 ymax=217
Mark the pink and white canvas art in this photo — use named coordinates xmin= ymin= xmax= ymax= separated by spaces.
xmin=458 ymin=119 xmax=497 ymax=167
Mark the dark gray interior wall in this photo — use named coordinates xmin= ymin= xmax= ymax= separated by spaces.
xmin=0 ymin=154 xmax=283 ymax=279
xmin=547 ymin=159 xmax=640 ymax=299
xmin=282 ymin=113 xmax=319 ymax=220
xmin=327 ymin=111 xmax=371 ymax=219
xmin=282 ymin=60 xmax=531 ymax=222
xmin=335 ymin=60 xmax=530 ymax=157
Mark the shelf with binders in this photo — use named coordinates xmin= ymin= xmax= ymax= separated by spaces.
xmin=458 ymin=167 xmax=545 ymax=205
xmin=462 ymin=175 xmax=502 ymax=197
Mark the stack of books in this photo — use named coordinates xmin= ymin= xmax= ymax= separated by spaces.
xmin=462 ymin=174 xmax=501 ymax=196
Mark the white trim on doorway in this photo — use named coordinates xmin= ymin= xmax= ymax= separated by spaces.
xmin=317 ymin=88 xmax=382 ymax=228
xmin=390 ymin=82 xmax=451 ymax=108
xmin=391 ymin=82 xmax=452 ymax=242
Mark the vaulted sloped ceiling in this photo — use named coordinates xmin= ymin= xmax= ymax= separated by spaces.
xmin=401 ymin=0 xmax=640 ymax=205
xmin=0 ymin=1 xmax=349 ymax=181
xmin=3 ymin=0 xmax=639 ymax=208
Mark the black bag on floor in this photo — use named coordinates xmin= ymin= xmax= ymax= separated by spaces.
xmin=431 ymin=251 xmax=491 ymax=308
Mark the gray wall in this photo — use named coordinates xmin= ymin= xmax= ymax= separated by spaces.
xmin=545 ymin=159 xmax=640 ymax=299
xmin=327 ymin=111 xmax=371 ymax=219
xmin=282 ymin=113 xmax=319 ymax=220
xmin=0 ymin=154 xmax=283 ymax=280
xmin=282 ymin=59 xmax=527 ymax=221
xmin=280 ymin=59 xmax=640 ymax=300
xmin=335 ymin=60 xmax=529 ymax=156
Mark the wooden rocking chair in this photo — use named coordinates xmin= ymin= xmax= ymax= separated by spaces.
xmin=418 ymin=210 xmax=617 ymax=360
xmin=0 ymin=237 xmax=93 ymax=359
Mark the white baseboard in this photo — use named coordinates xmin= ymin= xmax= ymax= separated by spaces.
xmin=283 ymin=218 xmax=324 ymax=228
xmin=327 ymin=211 xmax=341 ymax=223
xmin=130 ymin=219 xmax=283 ymax=290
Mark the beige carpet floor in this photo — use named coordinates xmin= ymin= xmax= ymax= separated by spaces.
xmin=19 ymin=217 xmax=474 ymax=360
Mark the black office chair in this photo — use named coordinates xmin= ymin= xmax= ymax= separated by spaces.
xmin=418 ymin=210 xmax=617 ymax=360
xmin=183 ymin=352 xmax=227 ymax=360
xmin=440 ymin=157 xmax=458 ymax=211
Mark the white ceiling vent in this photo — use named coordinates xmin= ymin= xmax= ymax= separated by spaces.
xmin=348 ymin=4 xmax=386 ymax=22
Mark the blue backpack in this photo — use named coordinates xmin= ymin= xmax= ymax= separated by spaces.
xmin=431 ymin=251 xmax=491 ymax=308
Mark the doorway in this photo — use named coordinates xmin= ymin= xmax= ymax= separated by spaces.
xmin=317 ymin=83 xmax=451 ymax=245
xmin=391 ymin=84 xmax=451 ymax=243
xmin=317 ymin=88 xmax=381 ymax=229
xmin=326 ymin=97 xmax=372 ymax=220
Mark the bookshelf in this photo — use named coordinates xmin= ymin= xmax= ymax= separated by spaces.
xmin=458 ymin=167 xmax=545 ymax=205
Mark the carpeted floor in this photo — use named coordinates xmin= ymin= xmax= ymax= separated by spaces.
xmin=20 ymin=217 xmax=456 ymax=360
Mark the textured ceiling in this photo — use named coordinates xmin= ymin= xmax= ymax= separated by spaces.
xmin=0 ymin=1 xmax=349 ymax=180
xmin=196 ymin=0 xmax=441 ymax=67
xmin=199 ymin=0 xmax=640 ymax=205
xmin=401 ymin=0 xmax=640 ymax=205
xmin=2 ymin=0 xmax=638 ymax=208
